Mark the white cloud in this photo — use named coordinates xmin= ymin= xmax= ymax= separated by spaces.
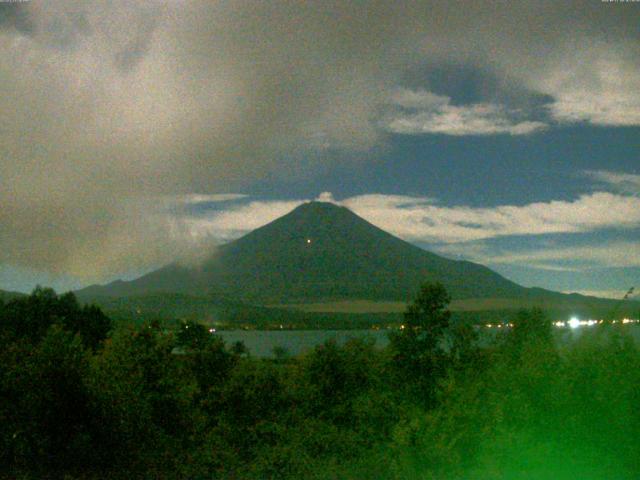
xmin=527 ymin=44 xmax=640 ymax=127
xmin=584 ymin=170 xmax=640 ymax=195
xmin=481 ymin=242 xmax=640 ymax=270
xmin=549 ymin=91 xmax=640 ymax=127
xmin=171 ymin=200 xmax=305 ymax=243
xmin=162 ymin=192 xmax=640 ymax=275
xmin=177 ymin=193 xmax=249 ymax=204
xmin=172 ymin=191 xmax=640 ymax=250
xmin=385 ymin=88 xmax=547 ymax=136
xmin=342 ymin=192 xmax=640 ymax=243
xmin=434 ymin=238 xmax=640 ymax=275
xmin=316 ymin=192 xmax=336 ymax=203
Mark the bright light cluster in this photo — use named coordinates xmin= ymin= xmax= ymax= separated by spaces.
xmin=568 ymin=317 xmax=581 ymax=329
xmin=483 ymin=317 xmax=640 ymax=329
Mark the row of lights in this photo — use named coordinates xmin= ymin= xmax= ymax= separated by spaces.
xmin=482 ymin=317 xmax=640 ymax=330
xmin=560 ymin=317 xmax=640 ymax=329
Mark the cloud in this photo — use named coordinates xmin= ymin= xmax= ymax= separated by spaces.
xmin=175 ymin=194 xmax=250 ymax=205
xmin=386 ymin=89 xmax=547 ymax=136
xmin=0 ymin=3 xmax=35 ymax=35
xmin=172 ymin=200 xmax=306 ymax=244
xmin=341 ymin=192 xmax=640 ymax=243
xmin=1 ymin=1 xmax=639 ymax=281
xmin=0 ymin=1 xmax=401 ymax=279
xmin=584 ymin=170 xmax=640 ymax=195
xmin=316 ymin=192 xmax=336 ymax=203
xmin=474 ymin=242 xmax=640 ymax=270
xmin=153 ymin=191 xmax=640 ymax=277
xmin=541 ymin=46 xmax=640 ymax=127
xmin=171 ymin=191 xmax=640 ymax=249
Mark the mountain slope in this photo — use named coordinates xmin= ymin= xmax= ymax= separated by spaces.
xmin=0 ymin=289 xmax=26 ymax=302
xmin=78 ymin=201 xmax=527 ymax=302
xmin=199 ymin=202 xmax=525 ymax=301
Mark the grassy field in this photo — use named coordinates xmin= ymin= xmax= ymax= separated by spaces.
xmin=273 ymin=297 xmax=640 ymax=317
xmin=272 ymin=298 xmax=541 ymax=313
xmin=271 ymin=300 xmax=407 ymax=313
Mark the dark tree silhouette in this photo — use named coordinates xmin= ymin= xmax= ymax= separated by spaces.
xmin=509 ymin=307 xmax=553 ymax=351
xmin=0 ymin=287 xmax=111 ymax=348
xmin=390 ymin=282 xmax=452 ymax=405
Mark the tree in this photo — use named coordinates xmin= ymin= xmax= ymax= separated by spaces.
xmin=176 ymin=320 xmax=210 ymax=350
xmin=448 ymin=321 xmax=482 ymax=372
xmin=86 ymin=322 xmax=198 ymax=476
xmin=231 ymin=340 xmax=249 ymax=356
xmin=508 ymin=307 xmax=553 ymax=353
xmin=390 ymin=282 xmax=452 ymax=405
xmin=404 ymin=282 xmax=451 ymax=343
xmin=0 ymin=326 xmax=92 ymax=476
xmin=272 ymin=345 xmax=290 ymax=362
xmin=0 ymin=287 xmax=111 ymax=348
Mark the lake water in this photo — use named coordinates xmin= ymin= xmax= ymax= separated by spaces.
xmin=218 ymin=329 xmax=390 ymax=357
xmin=218 ymin=324 xmax=640 ymax=358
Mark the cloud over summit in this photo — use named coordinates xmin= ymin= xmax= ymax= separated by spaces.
xmin=1 ymin=1 xmax=639 ymax=281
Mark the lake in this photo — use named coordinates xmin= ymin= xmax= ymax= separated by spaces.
xmin=217 ymin=329 xmax=390 ymax=357
xmin=217 ymin=324 xmax=640 ymax=357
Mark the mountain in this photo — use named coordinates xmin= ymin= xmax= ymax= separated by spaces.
xmin=78 ymin=201 xmax=533 ymax=303
xmin=0 ymin=289 xmax=25 ymax=302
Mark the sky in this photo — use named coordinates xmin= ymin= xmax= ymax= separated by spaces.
xmin=0 ymin=1 xmax=639 ymax=299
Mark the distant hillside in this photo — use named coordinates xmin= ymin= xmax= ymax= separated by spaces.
xmin=80 ymin=292 xmax=403 ymax=329
xmin=81 ymin=291 xmax=638 ymax=329
xmin=0 ymin=289 xmax=26 ymax=302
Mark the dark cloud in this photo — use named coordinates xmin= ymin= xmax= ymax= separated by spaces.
xmin=113 ymin=6 xmax=161 ymax=72
xmin=400 ymin=61 xmax=555 ymax=118
xmin=0 ymin=0 xmax=638 ymax=281
xmin=0 ymin=3 xmax=35 ymax=35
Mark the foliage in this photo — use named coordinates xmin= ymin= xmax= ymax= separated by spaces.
xmin=0 ymin=326 xmax=91 ymax=476
xmin=0 ymin=287 xmax=111 ymax=349
xmin=389 ymin=282 xmax=452 ymax=405
xmin=2 ymin=284 xmax=640 ymax=479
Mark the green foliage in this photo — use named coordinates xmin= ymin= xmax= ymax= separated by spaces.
xmin=0 ymin=326 xmax=91 ymax=475
xmin=176 ymin=319 xmax=211 ymax=350
xmin=81 ymin=322 xmax=204 ymax=478
xmin=389 ymin=282 xmax=452 ymax=405
xmin=272 ymin=345 xmax=290 ymax=361
xmin=0 ymin=287 xmax=111 ymax=349
xmin=509 ymin=307 xmax=554 ymax=351
xmin=2 ymin=289 xmax=640 ymax=479
xmin=390 ymin=311 xmax=640 ymax=480
xmin=447 ymin=321 xmax=483 ymax=371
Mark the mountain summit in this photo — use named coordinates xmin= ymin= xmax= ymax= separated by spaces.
xmin=79 ymin=201 xmax=526 ymax=302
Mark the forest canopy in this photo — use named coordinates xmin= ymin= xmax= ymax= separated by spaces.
xmin=1 ymin=284 xmax=639 ymax=479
